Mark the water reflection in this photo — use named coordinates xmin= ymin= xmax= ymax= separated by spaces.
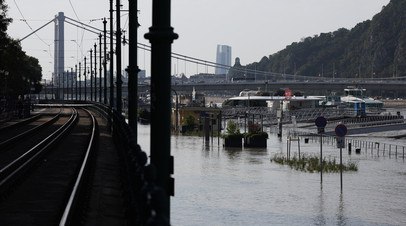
xmin=314 ymin=190 xmax=326 ymax=226
xmin=138 ymin=125 xmax=406 ymax=226
xmin=223 ymin=147 xmax=243 ymax=160
xmin=336 ymin=193 xmax=346 ymax=226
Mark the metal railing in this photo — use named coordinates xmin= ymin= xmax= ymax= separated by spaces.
xmin=90 ymin=103 xmax=169 ymax=225
xmin=222 ymin=106 xmax=354 ymax=126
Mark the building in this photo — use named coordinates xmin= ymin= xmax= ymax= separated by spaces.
xmin=215 ymin=45 xmax=232 ymax=76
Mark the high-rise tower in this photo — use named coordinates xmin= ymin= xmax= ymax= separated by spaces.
xmin=215 ymin=45 xmax=232 ymax=75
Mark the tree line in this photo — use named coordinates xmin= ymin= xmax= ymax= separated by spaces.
xmin=0 ymin=0 xmax=42 ymax=99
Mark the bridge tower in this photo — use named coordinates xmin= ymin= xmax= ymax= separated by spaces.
xmin=54 ymin=12 xmax=65 ymax=99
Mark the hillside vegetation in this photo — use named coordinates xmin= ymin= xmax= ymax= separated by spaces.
xmin=231 ymin=0 xmax=406 ymax=80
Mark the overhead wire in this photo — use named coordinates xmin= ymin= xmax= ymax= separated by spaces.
xmin=13 ymin=0 xmax=52 ymax=58
xmin=68 ymin=0 xmax=86 ymax=53
xmin=16 ymin=8 xmax=403 ymax=82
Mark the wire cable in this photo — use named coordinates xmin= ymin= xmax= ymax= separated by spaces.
xmin=13 ymin=0 xmax=51 ymax=49
xmin=68 ymin=0 xmax=86 ymax=49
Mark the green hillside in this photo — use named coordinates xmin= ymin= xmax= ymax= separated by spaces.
xmin=231 ymin=0 xmax=406 ymax=80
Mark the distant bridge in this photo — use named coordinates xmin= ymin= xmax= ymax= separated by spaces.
xmin=137 ymin=80 xmax=406 ymax=98
xmin=43 ymin=80 xmax=406 ymax=101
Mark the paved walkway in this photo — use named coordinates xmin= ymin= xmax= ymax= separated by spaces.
xmin=84 ymin=111 xmax=128 ymax=226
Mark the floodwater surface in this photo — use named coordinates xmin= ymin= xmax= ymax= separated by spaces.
xmin=138 ymin=124 xmax=406 ymax=226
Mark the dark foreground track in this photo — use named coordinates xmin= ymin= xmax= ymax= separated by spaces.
xmin=0 ymin=108 xmax=98 ymax=225
xmin=0 ymin=106 xmax=133 ymax=225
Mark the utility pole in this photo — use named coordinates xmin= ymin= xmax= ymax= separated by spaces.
xmin=84 ymin=57 xmax=87 ymax=101
xmin=103 ymin=18 xmax=108 ymax=104
xmin=90 ymin=49 xmax=93 ymax=101
xmin=66 ymin=70 xmax=69 ymax=101
xmin=145 ymin=0 xmax=178 ymax=221
xmin=79 ymin=62 xmax=81 ymax=100
xmin=128 ymin=0 xmax=140 ymax=138
xmin=99 ymin=34 xmax=102 ymax=103
xmin=75 ymin=64 xmax=78 ymax=100
xmin=62 ymin=73 xmax=64 ymax=100
xmin=116 ymin=0 xmax=123 ymax=114
xmin=51 ymin=77 xmax=54 ymax=100
xmin=58 ymin=74 xmax=61 ymax=100
xmin=71 ymin=67 xmax=74 ymax=101
xmin=109 ymin=0 xmax=114 ymax=108
xmin=94 ymin=43 xmax=97 ymax=102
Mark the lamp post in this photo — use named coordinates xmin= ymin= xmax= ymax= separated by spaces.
xmin=66 ymin=69 xmax=69 ymax=100
xmin=109 ymin=0 xmax=114 ymax=108
xmin=75 ymin=64 xmax=78 ymax=100
xmin=116 ymin=0 xmax=123 ymax=114
xmin=71 ymin=67 xmax=74 ymax=101
xmin=43 ymin=79 xmax=46 ymax=100
xmin=62 ymin=72 xmax=65 ymax=100
xmin=90 ymin=49 xmax=93 ymax=101
xmin=145 ymin=0 xmax=178 ymax=220
xmin=79 ymin=62 xmax=81 ymax=100
xmin=84 ymin=57 xmax=87 ymax=101
xmin=103 ymin=18 xmax=108 ymax=104
xmin=99 ymin=34 xmax=102 ymax=103
xmin=127 ymin=0 xmax=140 ymax=137
xmin=94 ymin=43 xmax=97 ymax=102
xmin=58 ymin=74 xmax=61 ymax=100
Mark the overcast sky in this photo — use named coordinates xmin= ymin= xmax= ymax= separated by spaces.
xmin=6 ymin=0 xmax=390 ymax=80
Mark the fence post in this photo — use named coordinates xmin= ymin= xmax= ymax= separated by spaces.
xmin=389 ymin=144 xmax=391 ymax=158
xmin=383 ymin=143 xmax=386 ymax=156
xmin=377 ymin=143 xmax=380 ymax=157
xmin=396 ymin=145 xmax=398 ymax=159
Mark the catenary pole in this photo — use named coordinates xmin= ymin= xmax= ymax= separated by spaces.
xmin=75 ymin=64 xmax=78 ymax=100
xmin=79 ymin=62 xmax=81 ymax=100
xmin=116 ymin=0 xmax=123 ymax=113
xmin=94 ymin=43 xmax=97 ymax=102
xmin=109 ymin=0 xmax=114 ymax=108
xmin=145 ymin=0 xmax=178 ymax=221
xmin=128 ymin=0 xmax=140 ymax=138
xmin=103 ymin=18 xmax=108 ymax=104
xmin=84 ymin=57 xmax=87 ymax=101
xmin=99 ymin=34 xmax=102 ymax=103
xmin=90 ymin=49 xmax=93 ymax=101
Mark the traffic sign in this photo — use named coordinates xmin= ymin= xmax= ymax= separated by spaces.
xmin=335 ymin=124 xmax=348 ymax=137
xmin=336 ymin=137 xmax=345 ymax=148
xmin=315 ymin=116 xmax=327 ymax=128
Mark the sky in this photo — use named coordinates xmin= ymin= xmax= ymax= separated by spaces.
xmin=5 ymin=0 xmax=391 ymax=80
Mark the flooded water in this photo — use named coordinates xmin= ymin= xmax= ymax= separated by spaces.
xmin=137 ymin=124 xmax=406 ymax=226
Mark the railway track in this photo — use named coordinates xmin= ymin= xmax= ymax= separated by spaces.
xmin=0 ymin=107 xmax=100 ymax=225
xmin=0 ymin=108 xmax=63 ymax=150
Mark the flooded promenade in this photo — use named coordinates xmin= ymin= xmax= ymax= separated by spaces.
xmin=137 ymin=110 xmax=406 ymax=225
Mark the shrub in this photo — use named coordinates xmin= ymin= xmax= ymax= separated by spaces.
xmin=222 ymin=120 xmax=243 ymax=139
xmin=271 ymin=153 xmax=358 ymax=173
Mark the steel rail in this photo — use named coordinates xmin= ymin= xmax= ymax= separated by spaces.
xmin=59 ymin=108 xmax=98 ymax=226
xmin=0 ymin=114 xmax=42 ymax=134
xmin=0 ymin=109 xmax=62 ymax=150
xmin=0 ymin=108 xmax=78 ymax=191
